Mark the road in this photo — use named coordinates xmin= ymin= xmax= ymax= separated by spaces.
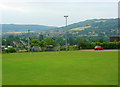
xmin=82 ymin=49 xmax=119 ymax=51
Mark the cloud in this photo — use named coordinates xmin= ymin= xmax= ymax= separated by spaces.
xmin=0 ymin=4 xmax=24 ymax=12
xmin=0 ymin=2 xmax=118 ymax=26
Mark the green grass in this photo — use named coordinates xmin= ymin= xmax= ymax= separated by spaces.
xmin=2 ymin=51 xmax=118 ymax=85
xmin=70 ymin=26 xmax=91 ymax=31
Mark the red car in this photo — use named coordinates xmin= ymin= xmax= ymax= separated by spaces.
xmin=94 ymin=46 xmax=104 ymax=50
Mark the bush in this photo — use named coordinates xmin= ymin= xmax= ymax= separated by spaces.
xmin=68 ymin=45 xmax=78 ymax=50
xmin=77 ymin=41 xmax=120 ymax=49
xmin=60 ymin=46 xmax=66 ymax=51
xmin=4 ymin=48 xmax=16 ymax=53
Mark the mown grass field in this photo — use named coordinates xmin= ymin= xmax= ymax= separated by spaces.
xmin=2 ymin=51 xmax=118 ymax=85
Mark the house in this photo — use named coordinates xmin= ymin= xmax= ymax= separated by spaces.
xmin=1 ymin=45 xmax=5 ymax=48
xmin=46 ymin=45 xmax=60 ymax=51
xmin=8 ymin=46 xmax=13 ymax=48
xmin=46 ymin=45 xmax=54 ymax=51
xmin=32 ymin=46 xmax=42 ymax=52
xmin=110 ymin=37 xmax=120 ymax=42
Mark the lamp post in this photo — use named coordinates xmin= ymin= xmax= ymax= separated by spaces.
xmin=64 ymin=15 xmax=68 ymax=51
xmin=28 ymin=29 xmax=30 ymax=52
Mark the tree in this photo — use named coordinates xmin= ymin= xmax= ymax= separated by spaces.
xmin=98 ymin=39 xmax=104 ymax=43
xmin=4 ymin=48 xmax=16 ymax=53
xmin=76 ymin=37 xmax=87 ymax=43
xmin=39 ymin=34 xmax=44 ymax=40
xmin=31 ymin=39 xmax=40 ymax=47
xmin=68 ymin=37 xmax=75 ymax=45
xmin=77 ymin=38 xmax=88 ymax=49
xmin=55 ymin=37 xmax=65 ymax=46
xmin=44 ymin=37 xmax=58 ymax=46
xmin=39 ymin=40 xmax=46 ymax=47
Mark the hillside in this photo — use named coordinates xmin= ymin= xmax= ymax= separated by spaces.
xmin=2 ymin=18 xmax=118 ymax=42
xmin=2 ymin=24 xmax=58 ymax=33
xmin=53 ymin=18 xmax=117 ymax=34
xmin=44 ymin=18 xmax=118 ymax=41
xmin=60 ymin=18 xmax=117 ymax=29
xmin=58 ymin=18 xmax=118 ymax=36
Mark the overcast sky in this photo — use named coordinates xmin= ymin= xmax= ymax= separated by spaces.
xmin=0 ymin=0 xmax=119 ymax=27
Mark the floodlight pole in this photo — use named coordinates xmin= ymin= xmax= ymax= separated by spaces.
xmin=64 ymin=16 xmax=68 ymax=51
xmin=28 ymin=30 xmax=30 ymax=52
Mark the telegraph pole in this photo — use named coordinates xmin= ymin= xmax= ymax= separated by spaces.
xmin=64 ymin=16 xmax=68 ymax=51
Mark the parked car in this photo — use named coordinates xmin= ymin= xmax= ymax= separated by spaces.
xmin=94 ymin=46 xmax=104 ymax=50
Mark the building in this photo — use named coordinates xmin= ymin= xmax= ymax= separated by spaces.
xmin=32 ymin=46 xmax=42 ymax=52
xmin=110 ymin=37 xmax=120 ymax=42
xmin=46 ymin=45 xmax=60 ymax=51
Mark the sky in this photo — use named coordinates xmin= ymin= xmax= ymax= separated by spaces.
xmin=0 ymin=0 xmax=119 ymax=27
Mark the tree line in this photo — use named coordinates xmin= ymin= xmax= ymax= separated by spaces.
xmin=2 ymin=35 xmax=120 ymax=53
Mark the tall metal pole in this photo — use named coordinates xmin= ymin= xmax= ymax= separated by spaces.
xmin=28 ymin=30 xmax=30 ymax=52
xmin=64 ymin=16 xmax=68 ymax=51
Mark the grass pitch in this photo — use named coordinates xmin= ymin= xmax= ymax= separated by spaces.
xmin=2 ymin=51 xmax=118 ymax=85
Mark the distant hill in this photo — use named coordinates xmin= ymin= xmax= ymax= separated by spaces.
xmin=2 ymin=24 xmax=58 ymax=33
xmin=2 ymin=18 xmax=118 ymax=42
xmin=44 ymin=18 xmax=118 ymax=41
xmin=53 ymin=18 xmax=118 ymax=37
xmin=59 ymin=18 xmax=117 ymax=30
